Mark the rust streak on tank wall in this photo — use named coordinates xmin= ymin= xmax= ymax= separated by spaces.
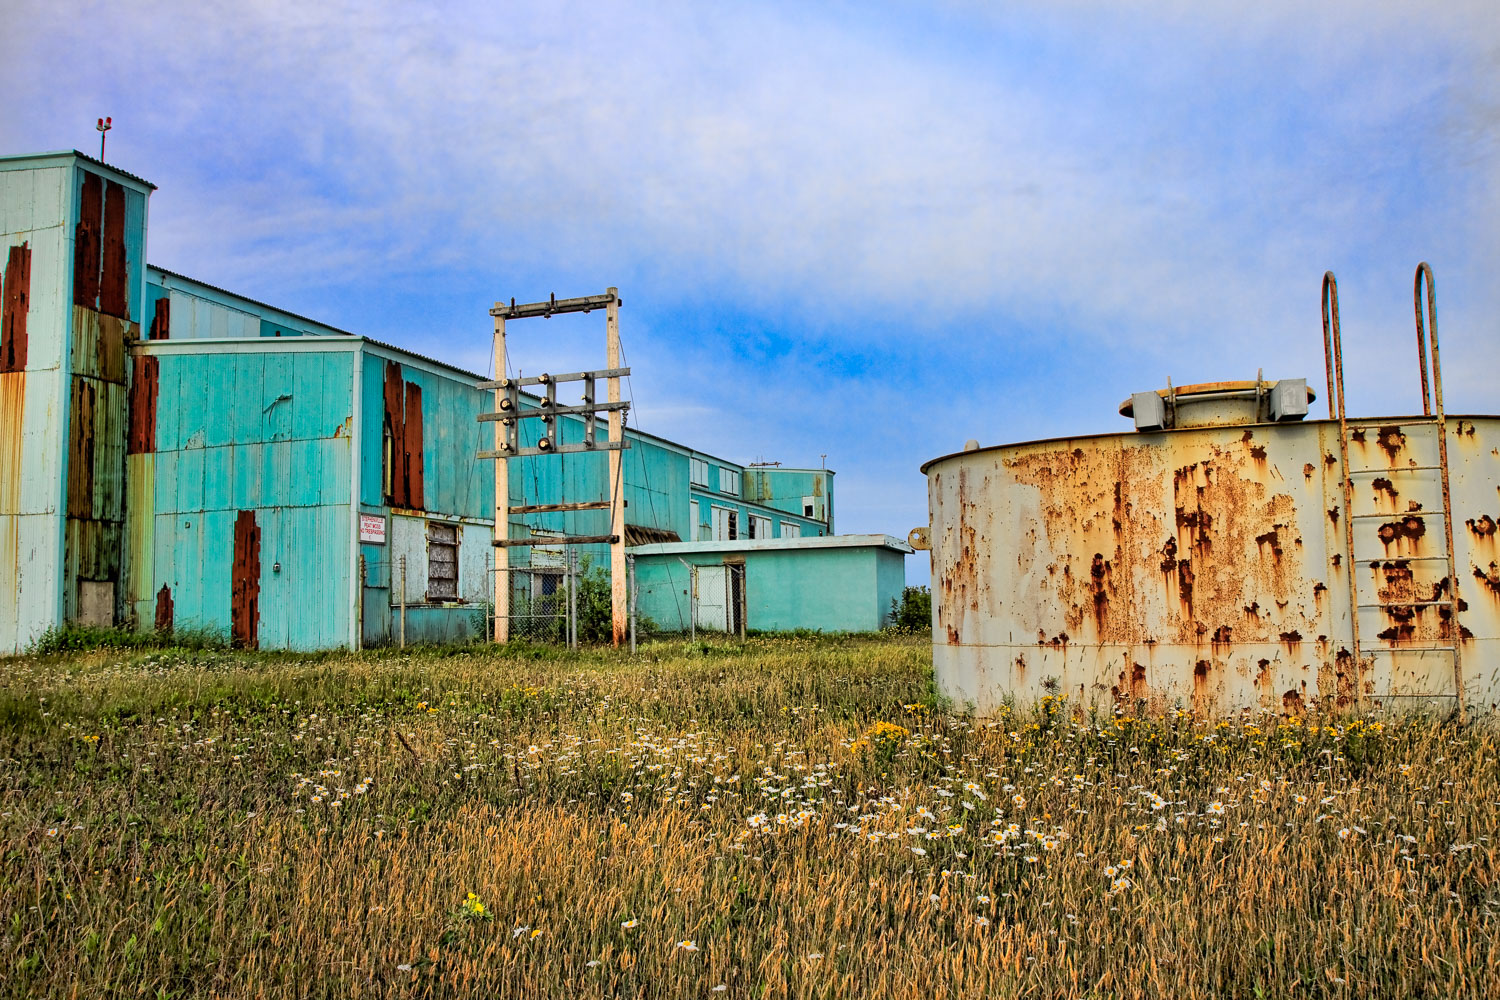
xmin=1371 ymin=477 xmax=1400 ymax=513
xmin=231 ymin=510 xmax=261 ymax=649
xmin=74 ymin=172 xmax=102 ymax=308
xmin=99 ymin=181 xmax=129 ymax=319
xmin=1377 ymin=515 xmax=1428 ymax=555
xmin=127 ymin=355 xmax=158 ymax=455
xmin=1376 ymin=425 xmax=1406 ymax=463
xmin=1 ymin=242 xmax=31 ymax=372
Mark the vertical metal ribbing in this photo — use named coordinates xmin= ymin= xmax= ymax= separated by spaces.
xmin=1415 ymin=263 xmax=1465 ymax=721
xmin=1324 ymin=272 xmax=1363 ymax=708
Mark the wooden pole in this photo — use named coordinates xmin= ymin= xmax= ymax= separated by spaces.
xmin=493 ymin=313 xmax=509 ymax=643
xmin=607 ymin=288 xmax=626 ymax=646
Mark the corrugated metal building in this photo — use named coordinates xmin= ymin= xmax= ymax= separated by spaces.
xmin=0 ymin=150 xmax=907 ymax=651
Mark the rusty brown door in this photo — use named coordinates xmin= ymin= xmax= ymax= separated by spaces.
xmin=231 ymin=510 xmax=260 ymax=649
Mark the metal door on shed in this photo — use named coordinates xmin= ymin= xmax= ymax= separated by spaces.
xmin=694 ymin=565 xmax=730 ymax=632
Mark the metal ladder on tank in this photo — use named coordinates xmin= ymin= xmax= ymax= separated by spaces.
xmin=1322 ymin=264 xmax=1465 ymax=720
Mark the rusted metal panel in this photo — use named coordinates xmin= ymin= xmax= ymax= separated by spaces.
xmin=70 ymin=306 xmax=128 ymax=382
xmin=99 ymin=180 xmax=128 ymax=318
xmin=926 ymin=416 xmax=1500 ymax=716
xmin=73 ymin=172 xmax=101 ymax=309
xmin=148 ymin=295 xmax=169 ymax=339
xmin=231 ymin=509 xmax=260 ymax=648
xmin=381 ymin=361 xmax=426 ymax=510
xmin=404 ymin=380 xmax=425 ymax=510
xmin=383 ymin=360 xmax=407 ymax=504
xmin=66 ymin=378 xmax=96 ymax=518
xmin=1 ymin=241 xmax=29 ymax=372
xmin=127 ymin=354 xmax=157 ymax=454
xmin=154 ymin=583 xmax=173 ymax=632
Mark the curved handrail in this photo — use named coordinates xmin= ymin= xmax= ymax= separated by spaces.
xmin=1321 ymin=271 xmax=1343 ymax=421
xmin=1413 ymin=262 xmax=1437 ymax=417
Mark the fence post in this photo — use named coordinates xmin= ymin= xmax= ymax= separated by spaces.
xmin=567 ymin=548 xmax=578 ymax=649
xmin=356 ymin=552 xmax=366 ymax=651
xmin=628 ymin=554 xmax=637 ymax=654
xmin=399 ymin=555 xmax=407 ymax=649
xmin=738 ymin=564 xmax=747 ymax=642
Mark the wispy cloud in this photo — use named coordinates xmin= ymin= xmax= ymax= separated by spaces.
xmin=3 ymin=0 xmax=1496 ymax=562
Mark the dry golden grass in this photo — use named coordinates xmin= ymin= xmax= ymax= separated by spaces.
xmin=1 ymin=635 xmax=1496 ymax=998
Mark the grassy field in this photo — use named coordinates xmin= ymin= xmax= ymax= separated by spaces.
xmin=1 ymin=635 xmax=1497 ymax=998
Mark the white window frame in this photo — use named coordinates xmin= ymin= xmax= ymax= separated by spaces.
xmin=720 ymin=467 xmax=741 ymax=496
xmin=749 ymin=513 xmax=772 ymax=539
xmin=712 ymin=505 xmax=737 ymax=541
xmin=782 ymin=522 xmax=801 ymax=539
xmin=690 ymin=457 xmax=710 ymax=487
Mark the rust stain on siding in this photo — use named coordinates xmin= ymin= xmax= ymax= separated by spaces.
xmin=99 ymin=181 xmax=129 ymax=318
xmin=154 ymin=584 xmax=173 ymax=632
xmin=1 ymin=242 xmax=31 ymax=372
xmin=149 ymin=296 xmax=170 ymax=339
xmin=74 ymin=172 xmax=103 ymax=308
xmin=382 ymin=361 xmax=426 ymax=510
xmin=127 ymin=355 xmax=158 ymax=454
xmin=231 ymin=510 xmax=261 ymax=649
xmin=0 ymin=373 xmax=23 ymax=515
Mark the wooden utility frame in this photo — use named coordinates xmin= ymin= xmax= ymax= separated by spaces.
xmin=480 ymin=288 xmax=632 ymax=645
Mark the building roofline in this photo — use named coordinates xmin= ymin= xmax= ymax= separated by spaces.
xmin=745 ymin=466 xmax=836 ymax=476
xmin=139 ymin=273 xmax=807 ymax=481
xmin=627 ymin=533 xmax=912 ymax=556
xmin=0 ymin=149 xmax=157 ymax=191
xmin=150 ymin=266 xmax=357 ymax=338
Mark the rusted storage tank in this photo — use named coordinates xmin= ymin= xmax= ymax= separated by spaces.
xmin=920 ymin=371 xmax=1500 ymax=717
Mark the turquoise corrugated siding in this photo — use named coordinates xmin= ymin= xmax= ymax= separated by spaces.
xmin=144 ymin=348 xmax=353 ymax=649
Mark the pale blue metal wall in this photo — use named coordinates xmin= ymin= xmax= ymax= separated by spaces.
xmin=0 ymin=151 xmax=153 ymax=653
xmin=631 ymin=536 xmax=911 ymax=633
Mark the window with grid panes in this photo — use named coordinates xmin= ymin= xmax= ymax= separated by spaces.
xmin=426 ymin=521 xmax=459 ymax=601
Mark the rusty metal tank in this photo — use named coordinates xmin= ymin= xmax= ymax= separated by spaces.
xmin=919 ymin=352 xmax=1500 ymax=717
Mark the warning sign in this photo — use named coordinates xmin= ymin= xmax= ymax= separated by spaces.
xmin=359 ymin=513 xmax=386 ymax=544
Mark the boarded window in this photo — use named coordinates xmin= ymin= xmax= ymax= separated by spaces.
xmin=719 ymin=467 xmax=740 ymax=496
xmin=749 ymin=514 xmax=771 ymax=539
xmin=782 ymin=522 xmax=801 ymax=539
xmin=690 ymin=457 xmax=709 ymax=487
xmin=427 ymin=521 xmax=459 ymax=601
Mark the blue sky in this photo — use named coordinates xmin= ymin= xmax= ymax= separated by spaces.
xmin=4 ymin=1 xmax=1497 ymax=584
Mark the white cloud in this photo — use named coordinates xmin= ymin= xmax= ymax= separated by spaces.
xmin=3 ymin=0 xmax=1496 ymax=538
